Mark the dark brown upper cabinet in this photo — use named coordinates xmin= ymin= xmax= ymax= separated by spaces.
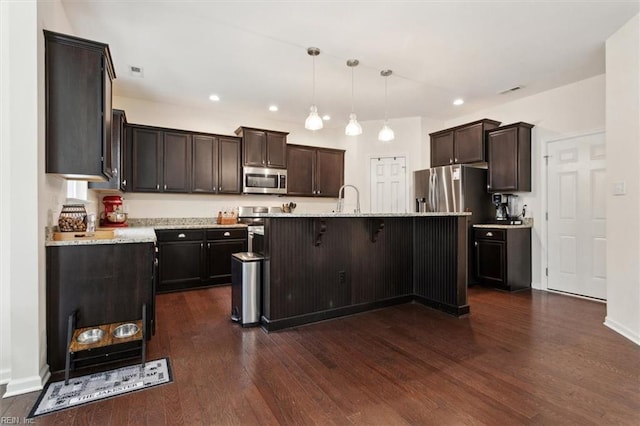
xmin=486 ymin=122 xmax=533 ymax=193
xmin=235 ymin=127 xmax=288 ymax=169
xmin=125 ymin=123 xmax=241 ymax=195
xmin=429 ymin=119 xmax=501 ymax=167
xmin=163 ymin=131 xmax=192 ymax=192
xmin=128 ymin=125 xmax=191 ymax=193
xmin=130 ymin=126 xmax=163 ymax=192
xmin=217 ymin=137 xmax=242 ymax=193
xmin=287 ymin=144 xmax=344 ymax=197
xmin=191 ymin=134 xmax=241 ymax=194
xmin=44 ymin=30 xmax=115 ymax=181
xmin=89 ymin=109 xmax=127 ymax=191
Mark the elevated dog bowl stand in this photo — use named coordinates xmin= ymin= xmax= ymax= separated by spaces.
xmin=64 ymin=304 xmax=147 ymax=385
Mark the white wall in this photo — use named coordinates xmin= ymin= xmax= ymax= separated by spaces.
xmin=604 ymin=14 xmax=640 ymax=344
xmin=329 ymin=117 xmax=427 ymax=213
xmin=1 ymin=0 xmax=44 ymax=397
xmin=0 ymin=0 xmax=12 ymax=385
xmin=437 ymin=75 xmax=606 ymax=290
xmin=1 ymin=0 xmax=77 ymax=397
xmin=111 ymin=96 xmax=350 ymax=216
xmin=110 ymin=98 xmax=439 ymax=218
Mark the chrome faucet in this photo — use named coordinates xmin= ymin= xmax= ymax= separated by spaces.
xmin=336 ymin=184 xmax=361 ymax=213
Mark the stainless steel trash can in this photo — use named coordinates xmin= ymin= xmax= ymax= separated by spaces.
xmin=231 ymin=252 xmax=263 ymax=327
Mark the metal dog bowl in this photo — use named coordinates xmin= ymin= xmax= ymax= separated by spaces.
xmin=113 ymin=323 xmax=139 ymax=339
xmin=76 ymin=328 xmax=105 ymax=344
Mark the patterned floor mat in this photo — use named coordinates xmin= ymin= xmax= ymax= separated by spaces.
xmin=29 ymin=358 xmax=172 ymax=418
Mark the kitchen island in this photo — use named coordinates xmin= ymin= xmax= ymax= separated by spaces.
xmin=243 ymin=212 xmax=470 ymax=331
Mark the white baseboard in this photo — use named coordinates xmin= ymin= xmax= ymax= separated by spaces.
xmin=0 ymin=367 xmax=10 ymax=385
xmin=531 ymin=281 xmax=542 ymax=290
xmin=2 ymin=364 xmax=50 ymax=398
xmin=604 ymin=316 xmax=640 ymax=346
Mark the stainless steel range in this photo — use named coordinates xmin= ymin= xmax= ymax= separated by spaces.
xmin=238 ymin=206 xmax=269 ymax=253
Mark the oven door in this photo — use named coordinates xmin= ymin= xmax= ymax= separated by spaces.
xmin=243 ymin=166 xmax=287 ymax=194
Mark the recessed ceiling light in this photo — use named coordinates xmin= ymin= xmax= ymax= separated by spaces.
xmin=453 ymin=98 xmax=464 ymax=106
xmin=209 ymin=94 xmax=220 ymax=102
xmin=269 ymin=105 xmax=278 ymax=112
xmin=322 ymin=115 xmax=331 ymax=121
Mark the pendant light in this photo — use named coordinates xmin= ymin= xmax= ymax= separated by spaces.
xmin=345 ymin=59 xmax=362 ymax=136
xmin=304 ymin=47 xmax=323 ymax=131
xmin=378 ymin=69 xmax=395 ymax=142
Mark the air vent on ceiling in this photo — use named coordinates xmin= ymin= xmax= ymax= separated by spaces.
xmin=129 ymin=65 xmax=144 ymax=78
xmin=498 ymin=85 xmax=522 ymax=94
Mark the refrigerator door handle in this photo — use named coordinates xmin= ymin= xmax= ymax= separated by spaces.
xmin=428 ymin=171 xmax=437 ymax=211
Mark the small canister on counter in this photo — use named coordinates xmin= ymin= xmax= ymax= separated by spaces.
xmin=58 ymin=204 xmax=87 ymax=232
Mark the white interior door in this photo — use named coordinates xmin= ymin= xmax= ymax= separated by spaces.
xmin=370 ymin=157 xmax=406 ymax=213
xmin=547 ymin=132 xmax=606 ymax=299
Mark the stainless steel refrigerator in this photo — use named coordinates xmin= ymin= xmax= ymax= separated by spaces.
xmin=414 ymin=164 xmax=493 ymax=285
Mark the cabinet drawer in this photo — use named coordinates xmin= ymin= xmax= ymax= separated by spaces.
xmin=206 ymin=228 xmax=247 ymax=241
xmin=474 ymin=228 xmax=505 ymax=241
xmin=155 ymin=229 xmax=204 ymax=242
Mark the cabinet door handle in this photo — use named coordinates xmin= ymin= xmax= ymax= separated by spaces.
xmin=207 ymin=242 xmax=211 ymax=249
xmin=449 ymin=158 xmax=453 ymax=164
xmin=178 ymin=233 xmax=186 ymax=238
xmin=454 ymin=158 xmax=458 ymax=163
xmin=223 ymin=232 xmax=231 ymax=237
xmin=113 ymin=168 xmax=118 ymax=176
xmin=200 ymin=243 xmax=204 ymax=249
xmin=486 ymin=232 xmax=493 ymax=237
xmin=317 ymin=189 xmax=321 ymax=195
xmin=218 ymin=186 xmax=222 ymax=191
xmin=122 ymin=179 xmax=127 ymax=188
xmin=474 ymin=242 xmax=478 ymax=247
xmin=156 ymin=184 xmax=160 ymax=190
xmin=163 ymin=184 xmax=167 ymax=190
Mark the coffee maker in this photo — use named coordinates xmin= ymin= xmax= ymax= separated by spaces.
xmin=492 ymin=193 xmax=521 ymax=224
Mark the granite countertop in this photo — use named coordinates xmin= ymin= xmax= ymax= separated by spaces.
xmin=473 ymin=218 xmax=534 ymax=229
xmin=46 ymin=218 xmax=247 ymax=246
xmin=45 ymin=227 xmax=157 ymax=247
xmin=240 ymin=212 xmax=472 ymax=218
xmin=127 ymin=218 xmax=246 ymax=229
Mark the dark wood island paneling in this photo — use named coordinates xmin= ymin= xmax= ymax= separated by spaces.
xmin=260 ymin=215 xmax=468 ymax=331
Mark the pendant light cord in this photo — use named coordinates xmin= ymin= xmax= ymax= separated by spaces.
xmin=351 ymin=66 xmax=355 ymax=113
xmin=312 ymin=55 xmax=316 ymax=104
xmin=384 ymin=74 xmax=388 ymax=122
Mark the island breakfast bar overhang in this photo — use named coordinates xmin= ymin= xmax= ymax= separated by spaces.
xmin=252 ymin=213 xmax=470 ymax=331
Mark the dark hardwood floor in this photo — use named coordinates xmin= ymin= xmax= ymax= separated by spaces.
xmin=2 ymin=286 xmax=639 ymax=425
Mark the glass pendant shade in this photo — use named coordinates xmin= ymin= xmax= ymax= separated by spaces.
xmin=345 ymin=59 xmax=361 ymax=136
xmin=305 ymin=47 xmax=323 ymax=131
xmin=345 ymin=113 xmax=362 ymax=136
xmin=378 ymin=69 xmax=394 ymax=142
xmin=378 ymin=123 xmax=395 ymax=142
xmin=305 ymin=104 xmax=323 ymax=130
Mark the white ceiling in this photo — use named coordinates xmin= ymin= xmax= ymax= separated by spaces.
xmin=61 ymin=0 xmax=639 ymax=129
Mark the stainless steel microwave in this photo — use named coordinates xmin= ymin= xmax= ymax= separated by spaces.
xmin=243 ymin=166 xmax=287 ymax=194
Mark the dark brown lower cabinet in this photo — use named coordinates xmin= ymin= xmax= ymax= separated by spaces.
xmin=474 ymin=227 xmax=531 ymax=291
xmin=205 ymin=229 xmax=247 ymax=282
xmin=46 ymin=242 xmax=155 ymax=373
xmin=156 ymin=227 xmax=247 ymax=293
